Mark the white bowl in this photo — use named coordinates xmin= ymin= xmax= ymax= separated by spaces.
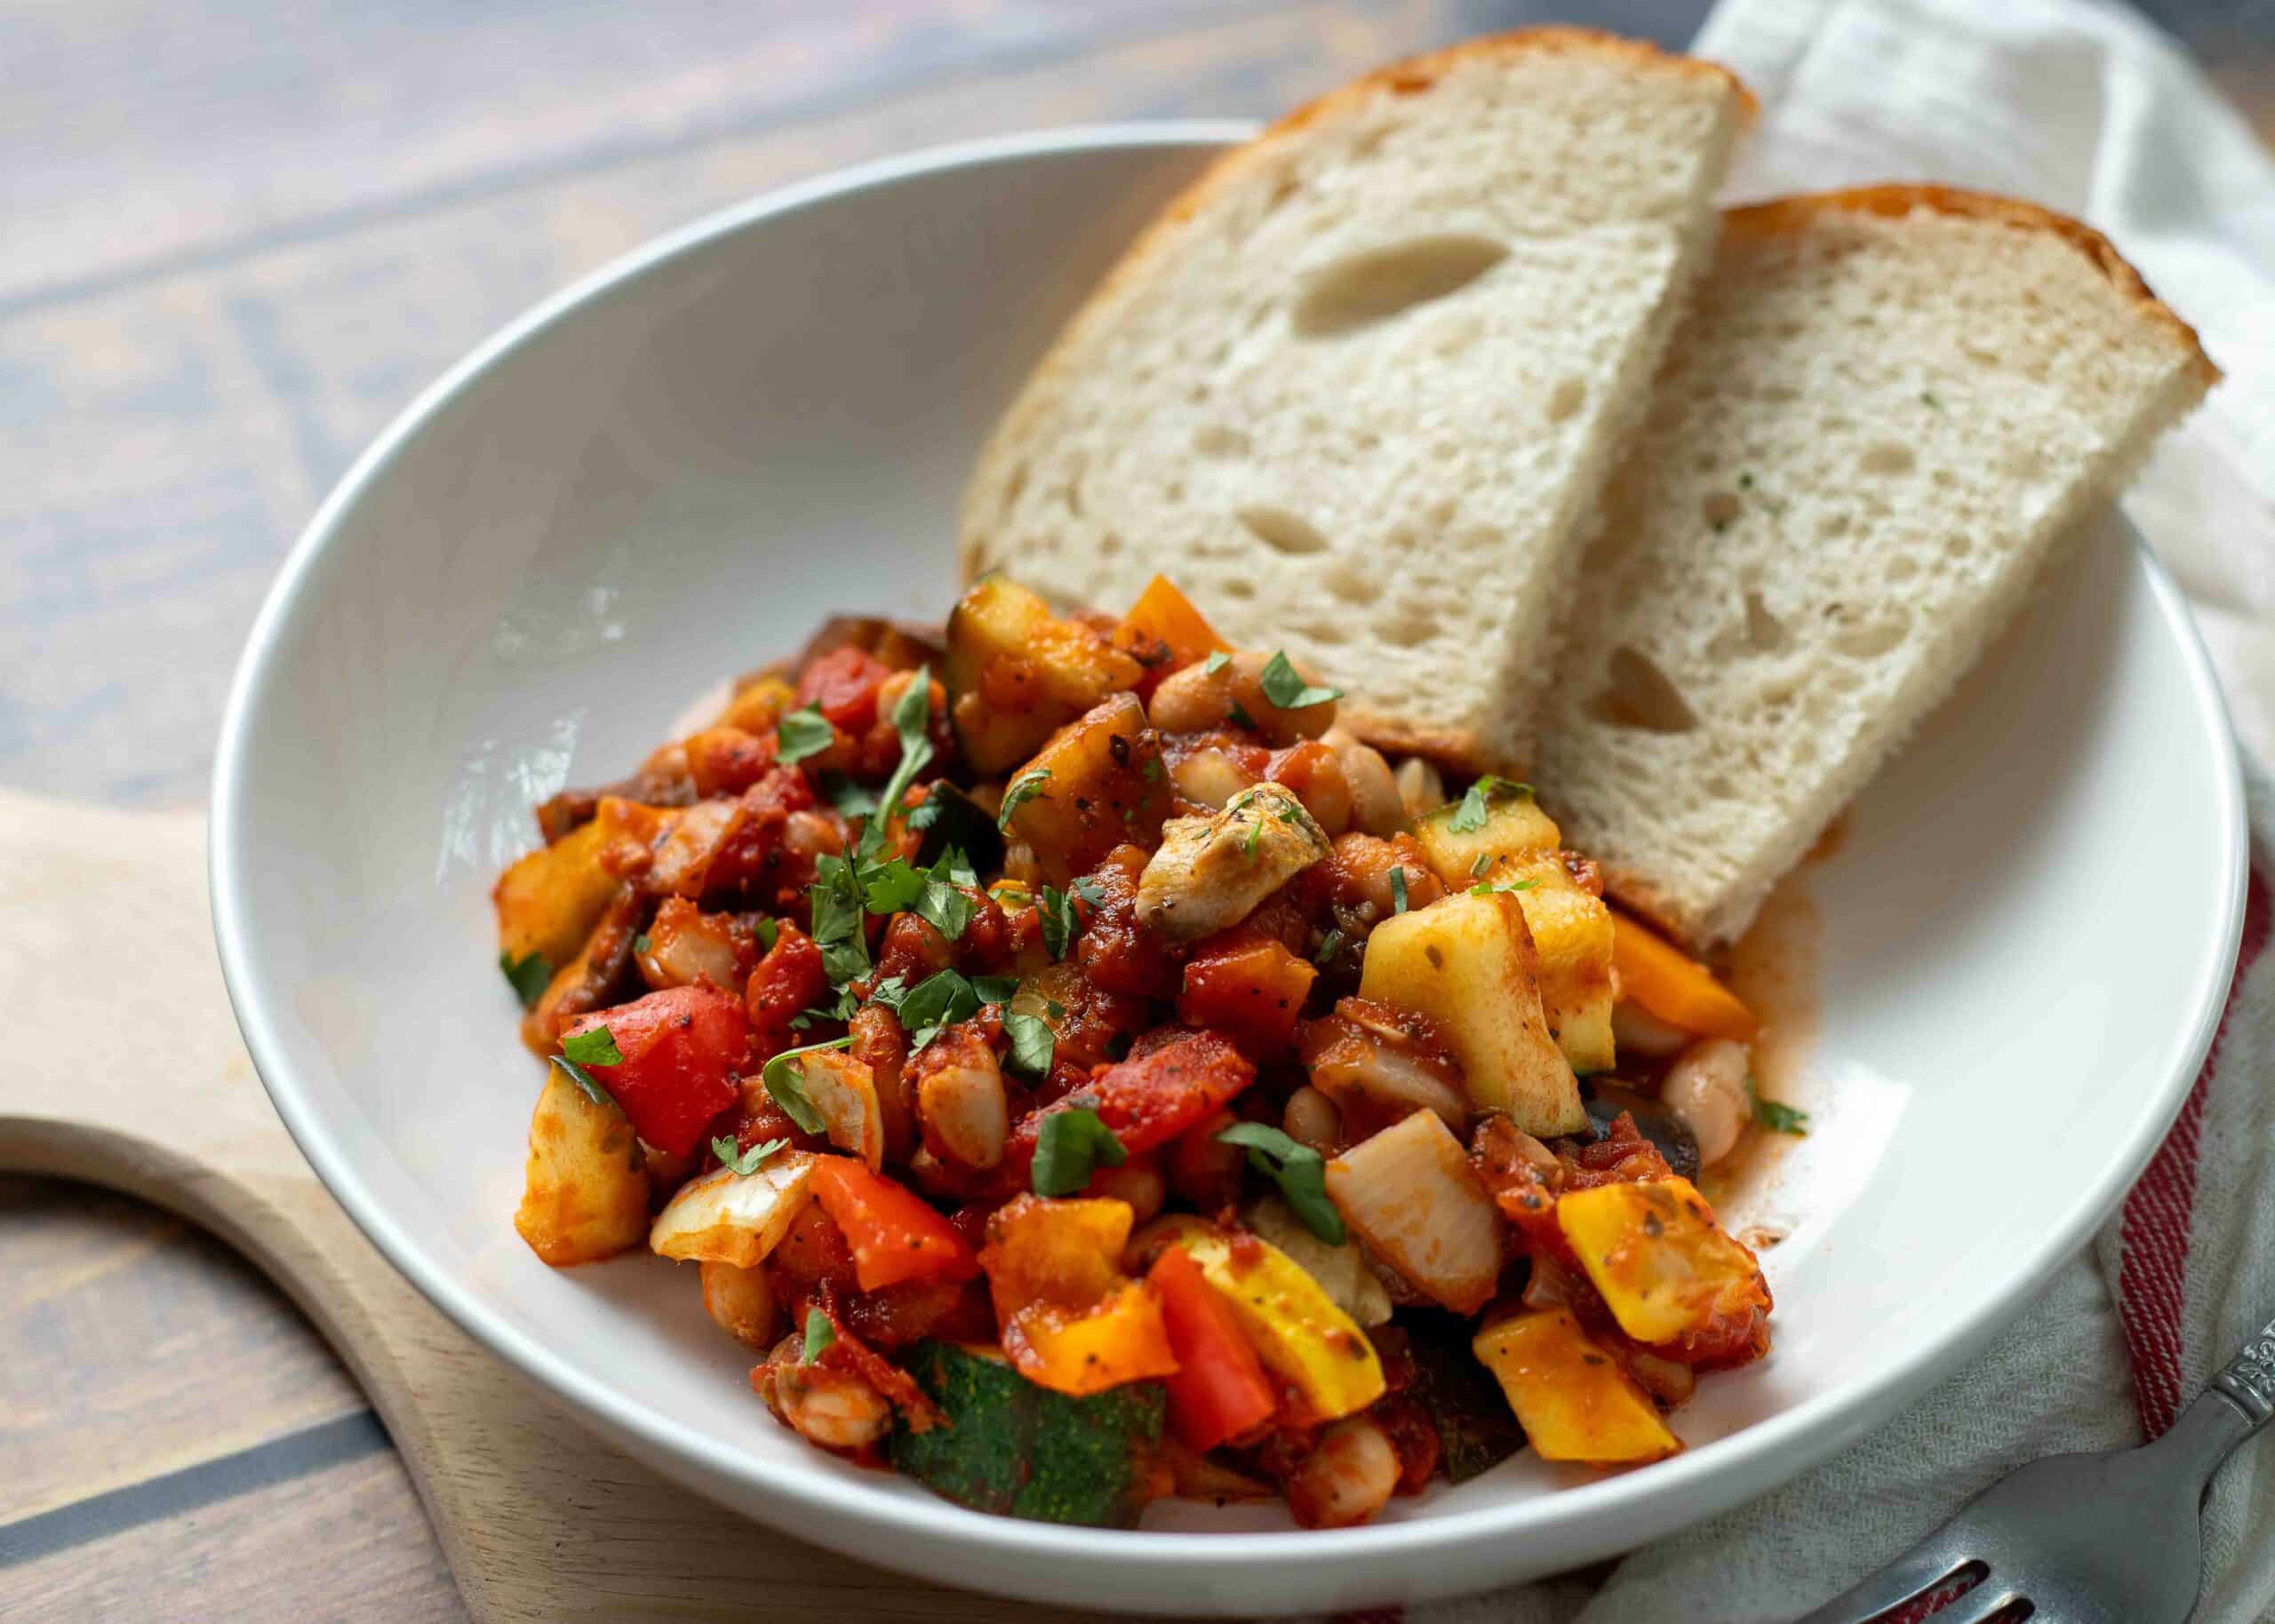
xmin=211 ymin=127 xmax=2247 ymax=1615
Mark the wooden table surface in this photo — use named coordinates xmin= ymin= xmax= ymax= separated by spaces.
xmin=5 ymin=1 xmax=2270 ymax=1616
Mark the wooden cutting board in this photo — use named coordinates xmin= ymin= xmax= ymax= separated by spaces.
xmin=0 ymin=790 xmax=1106 ymax=1624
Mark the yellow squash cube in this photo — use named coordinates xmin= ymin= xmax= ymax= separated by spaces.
xmin=1179 ymin=1232 xmax=1385 ymax=1421
xmin=1473 ymin=1307 xmax=1680 ymax=1464
xmin=493 ymin=816 xmax=618 ymax=974
xmin=1555 ymin=1177 xmax=1765 ymax=1346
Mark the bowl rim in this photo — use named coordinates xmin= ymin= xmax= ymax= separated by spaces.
xmin=210 ymin=122 xmax=2250 ymax=1586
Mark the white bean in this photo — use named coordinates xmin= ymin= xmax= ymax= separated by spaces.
xmin=1282 ymin=1086 xmax=1340 ymax=1153
xmin=1170 ymin=746 xmax=1259 ymax=809
xmin=1283 ymin=1417 xmax=1400 ymax=1529
xmin=1339 ymin=741 xmax=1406 ymax=835
xmin=1393 ymin=757 xmax=1445 ymax=822
xmin=774 ymin=1360 xmax=890 ymax=1450
xmin=1661 ymin=1039 xmax=1751 ymax=1167
xmin=1612 ymin=999 xmax=1692 ymax=1061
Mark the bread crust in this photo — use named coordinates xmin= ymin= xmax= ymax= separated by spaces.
xmin=958 ymin=29 xmax=1760 ymax=590
xmin=1727 ymin=186 xmax=2220 ymax=388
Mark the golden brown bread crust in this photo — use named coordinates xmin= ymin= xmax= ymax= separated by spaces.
xmin=1334 ymin=703 xmax=1508 ymax=777
xmin=957 ymin=28 xmax=1760 ymax=589
xmin=1727 ymin=185 xmax=2221 ymax=389
xmin=1591 ymin=860 xmax=1702 ymax=950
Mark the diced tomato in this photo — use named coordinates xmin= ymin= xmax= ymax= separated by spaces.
xmin=1013 ymin=1029 xmax=1255 ymax=1174
xmin=745 ymin=921 xmax=828 ymax=1057
xmin=1148 ymin=1245 xmax=1277 ymax=1450
xmin=1177 ymin=937 xmax=1317 ymax=1061
xmin=796 ymin=646 xmax=891 ymax=732
xmin=806 ymin=1158 xmax=979 ymax=1292
xmin=563 ymin=984 xmax=750 ymax=1158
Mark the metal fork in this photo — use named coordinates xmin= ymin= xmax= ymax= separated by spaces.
xmin=1794 ymin=1310 xmax=2275 ymax=1624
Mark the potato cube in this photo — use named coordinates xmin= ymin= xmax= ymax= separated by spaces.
xmin=1002 ymin=693 xmax=1170 ymax=884
xmin=1358 ymin=891 xmax=1585 ymax=1135
xmin=494 ymin=816 xmax=618 ymax=973
xmin=514 ymin=1068 xmax=651 ymax=1266
xmin=945 ymin=577 xmax=1145 ymax=773
xmin=1411 ymin=783 xmax=1561 ymax=887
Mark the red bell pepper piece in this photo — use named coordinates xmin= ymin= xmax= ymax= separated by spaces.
xmin=563 ymin=983 xmax=750 ymax=1158
xmin=806 ymin=1158 xmax=979 ymax=1293
xmin=1147 ymin=1245 xmax=1277 ymax=1451
xmin=1011 ymin=1029 xmax=1254 ymax=1174
xmin=1176 ymin=936 xmax=1317 ymax=1061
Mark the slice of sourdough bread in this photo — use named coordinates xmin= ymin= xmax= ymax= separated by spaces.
xmin=1534 ymin=187 xmax=2219 ymax=947
xmin=960 ymin=29 xmax=1754 ymax=770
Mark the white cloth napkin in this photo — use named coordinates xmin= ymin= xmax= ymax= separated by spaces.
xmin=1409 ymin=3 xmax=2275 ymax=1620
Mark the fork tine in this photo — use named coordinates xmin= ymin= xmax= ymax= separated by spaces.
xmin=1928 ymin=1581 xmax=2031 ymax=1624
xmin=1788 ymin=1538 xmax=1976 ymax=1624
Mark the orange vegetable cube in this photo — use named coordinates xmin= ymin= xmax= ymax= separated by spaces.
xmin=1554 ymin=1177 xmax=1767 ymax=1346
xmin=1473 ymin=1308 xmax=1680 ymax=1464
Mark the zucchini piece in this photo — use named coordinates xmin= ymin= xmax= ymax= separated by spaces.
xmin=909 ymin=783 xmax=1006 ymax=873
xmin=1400 ymin=1317 xmax=1524 ymax=1483
xmin=1411 ymin=782 xmax=1560 ymax=887
xmin=889 ymin=1341 xmax=1166 ymax=1527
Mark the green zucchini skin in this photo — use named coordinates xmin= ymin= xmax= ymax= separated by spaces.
xmin=1401 ymin=1320 xmax=1525 ymax=1484
xmin=890 ymin=1341 xmax=1167 ymax=1526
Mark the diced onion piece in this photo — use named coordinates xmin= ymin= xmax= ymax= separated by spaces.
xmin=650 ymin=1152 xmax=818 ymax=1266
xmin=1243 ymin=1198 xmax=1392 ymax=1327
xmin=1473 ymin=1308 xmax=1680 ymax=1464
xmin=1324 ymin=1111 xmax=1505 ymax=1314
xmin=802 ymin=1050 xmax=885 ymax=1170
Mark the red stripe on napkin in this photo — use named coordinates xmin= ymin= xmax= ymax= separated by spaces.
xmin=2117 ymin=866 xmax=2270 ymax=1438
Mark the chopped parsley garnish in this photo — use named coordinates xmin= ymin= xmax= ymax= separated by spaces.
xmin=549 ymin=1052 xmax=613 ymax=1109
xmin=1243 ymin=816 xmax=1265 ymax=858
xmin=1313 ymin=927 xmax=1345 ymax=965
xmin=1040 ymin=884 xmax=1079 ymax=960
xmin=802 ymin=1307 xmax=834 ymax=1363
xmin=1141 ymin=756 xmax=1164 ymax=782
xmin=998 ymin=768 xmax=1051 ymax=831
xmin=1216 ymin=1122 xmax=1345 ymax=1245
xmin=560 ymin=1025 xmax=624 ymax=1067
xmin=1470 ymin=854 xmax=1492 ymax=878
xmin=1737 ymin=471 xmax=1754 ymax=489
xmin=1749 ymin=1078 xmax=1810 ymax=1136
xmin=914 ymin=875 xmax=973 ymax=943
xmin=1226 ymin=700 xmax=1257 ymax=732
xmin=809 ymin=850 xmax=874 ymax=984
xmin=1203 ymin=649 xmax=1232 ymax=675
xmin=1390 ymin=865 xmax=1409 ymax=914
xmin=1258 ymin=651 xmax=1343 ymax=709
xmin=752 ymin=917 xmax=779 ymax=953
xmin=892 ymin=967 xmax=986 ymax=1050
xmin=905 ymin=792 xmax=943 ymax=832
xmin=1446 ymin=775 xmax=1533 ymax=833
xmin=874 ymin=665 xmax=937 ymax=821
xmin=499 ymin=949 xmax=553 ymax=1010
xmin=1032 ymin=1107 xmax=1127 ymax=1197
xmin=1472 ymin=878 xmax=1540 ymax=896
xmin=1073 ymin=877 xmax=1107 ymax=906
xmin=633 ymin=934 xmax=653 ymax=957
xmin=762 ymin=1037 xmax=853 ymax=1134
xmin=712 ymin=1134 xmax=789 ymax=1175
xmin=775 ymin=705 xmax=834 ymax=766
xmin=1003 ymin=1010 xmax=1057 ymax=1078
xmin=861 ymin=857 xmax=930 ymax=915
xmin=971 ymin=975 xmax=1021 ymax=1005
